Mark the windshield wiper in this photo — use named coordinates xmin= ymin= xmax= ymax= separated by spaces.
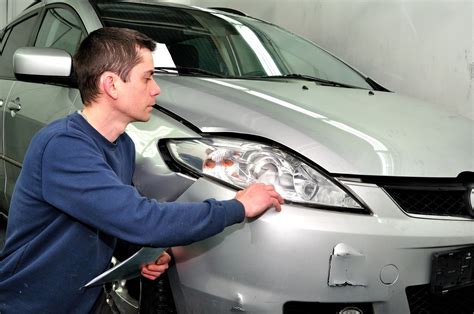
xmin=243 ymin=73 xmax=362 ymax=89
xmin=365 ymin=77 xmax=391 ymax=92
xmin=154 ymin=66 xmax=227 ymax=78
xmin=155 ymin=68 xmax=363 ymax=89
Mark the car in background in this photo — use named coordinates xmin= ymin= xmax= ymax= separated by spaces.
xmin=0 ymin=0 xmax=473 ymax=313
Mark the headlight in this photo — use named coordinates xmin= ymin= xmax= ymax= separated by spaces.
xmin=165 ymin=137 xmax=366 ymax=212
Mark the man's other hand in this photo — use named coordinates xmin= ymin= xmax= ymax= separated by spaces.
xmin=140 ymin=251 xmax=171 ymax=280
xmin=236 ymin=183 xmax=284 ymax=218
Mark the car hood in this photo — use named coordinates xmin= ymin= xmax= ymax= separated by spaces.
xmin=155 ymin=76 xmax=473 ymax=177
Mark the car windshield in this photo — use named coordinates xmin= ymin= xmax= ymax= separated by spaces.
xmin=95 ymin=1 xmax=372 ymax=89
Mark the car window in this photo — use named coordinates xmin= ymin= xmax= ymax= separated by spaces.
xmin=226 ymin=32 xmax=267 ymax=76
xmin=0 ymin=15 xmax=38 ymax=79
xmin=0 ymin=28 xmax=12 ymax=54
xmin=96 ymin=3 xmax=229 ymax=74
xmin=96 ymin=3 xmax=269 ymax=77
xmin=239 ymin=17 xmax=372 ymax=88
xmin=94 ymin=2 xmax=371 ymax=88
xmin=35 ymin=7 xmax=86 ymax=56
xmin=169 ymin=37 xmax=230 ymax=74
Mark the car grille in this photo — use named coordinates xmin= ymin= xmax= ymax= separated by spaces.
xmin=383 ymin=185 xmax=473 ymax=219
xmin=406 ymin=284 xmax=474 ymax=314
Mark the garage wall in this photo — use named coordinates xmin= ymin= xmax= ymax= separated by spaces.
xmin=0 ymin=0 xmax=33 ymax=29
xmin=1 ymin=0 xmax=473 ymax=120
xmin=168 ymin=0 xmax=474 ymax=121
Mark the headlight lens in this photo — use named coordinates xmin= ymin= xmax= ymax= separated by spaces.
xmin=166 ymin=138 xmax=363 ymax=210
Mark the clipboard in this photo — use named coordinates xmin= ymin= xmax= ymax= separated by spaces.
xmin=84 ymin=246 xmax=166 ymax=288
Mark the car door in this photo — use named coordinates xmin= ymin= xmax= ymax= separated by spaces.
xmin=3 ymin=5 xmax=86 ymax=210
xmin=0 ymin=12 xmax=40 ymax=214
xmin=0 ymin=27 xmax=13 ymax=214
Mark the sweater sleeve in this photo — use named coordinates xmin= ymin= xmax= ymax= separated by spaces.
xmin=40 ymin=133 xmax=245 ymax=247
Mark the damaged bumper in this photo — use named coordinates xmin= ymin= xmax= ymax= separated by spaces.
xmin=168 ymin=178 xmax=474 ymax=314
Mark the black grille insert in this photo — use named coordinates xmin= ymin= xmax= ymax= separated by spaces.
xmin=383 ymin=185 xmax=472 ymax=218
xmin=283 ymin=301 xmax=373 ymax=314
xmin=406 ymin=284 xmax=474 ymax=314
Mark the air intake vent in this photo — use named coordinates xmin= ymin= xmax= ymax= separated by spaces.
xmin=383 ymin=184 xmax=472 ymax=219
xmin=406 ymin=284 xmax=474 ymax=313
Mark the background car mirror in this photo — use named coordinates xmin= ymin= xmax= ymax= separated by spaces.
xmin=13 ymin=47 xmax=76 ymax=87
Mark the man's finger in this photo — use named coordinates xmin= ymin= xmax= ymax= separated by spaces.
xmin=141 ymin=266 xmax=164 ymax=278
xmin=156 ymin=252 xmax=171 ymax=265
xmin=272 ymin=197 xmax=282 ymax=211
xmin=142 ymin=267 xmax=161 ymax=276
xmin=142 ymin=273 xmax=154 ymax=280
xmin=143 ymin=269 xmax=162 ymax=277
xmin=267 ymin=190 xmax=284 ymax=203
xmin=141 ymin=270 xmax=161 ymax=281
xmin=146 ymin=263 xmax=169 ymax=272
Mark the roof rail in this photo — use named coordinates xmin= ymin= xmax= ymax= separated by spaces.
xmin=208 ymin=7 xmax=246 ymax=16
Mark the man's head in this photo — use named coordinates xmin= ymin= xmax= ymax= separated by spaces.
xmin=73 ymin=27 xmax=156 ymax=104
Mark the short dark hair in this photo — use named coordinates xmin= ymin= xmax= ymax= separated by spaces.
xmin=73 ymin=27 xmax=155 ymax=104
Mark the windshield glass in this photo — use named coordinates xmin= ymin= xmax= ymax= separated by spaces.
xmin=95 ymin=2 xmax=372 ymax=89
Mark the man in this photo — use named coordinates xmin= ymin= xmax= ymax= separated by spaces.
xmin=0 ymin=27 xmax=283 ymax=313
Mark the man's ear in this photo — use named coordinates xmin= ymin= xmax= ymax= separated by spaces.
xmin=100 ymin=71 xmax=119 ymax=100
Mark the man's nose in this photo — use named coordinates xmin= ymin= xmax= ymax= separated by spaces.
xmin=151 ymin=80 xmax=161 ymax=96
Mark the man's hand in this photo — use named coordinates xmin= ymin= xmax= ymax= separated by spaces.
xmin=236 ymin=183 xmax=284 ymax=218
xmin=140 ymin=251 xmax=171 ymax=280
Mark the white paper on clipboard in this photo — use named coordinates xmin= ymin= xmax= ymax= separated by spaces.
xmin=84 ymin=247 xmax=166 ymax=288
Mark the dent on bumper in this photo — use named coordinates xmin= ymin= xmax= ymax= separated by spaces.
xmin=168 ymin=178 xmax=473 ymax=313
xmin=328 ymin=243 xmax=368 ymax=287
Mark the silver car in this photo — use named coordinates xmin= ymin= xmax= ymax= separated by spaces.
xmin=1 ymin=0 xmax=473 ymax=313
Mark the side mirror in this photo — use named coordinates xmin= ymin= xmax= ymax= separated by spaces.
xmin=13 ymin=47 xmax=76 ymax=87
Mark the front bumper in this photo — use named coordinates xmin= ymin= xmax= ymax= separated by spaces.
xmin=168 ymin=178 xmax=473 ymax=314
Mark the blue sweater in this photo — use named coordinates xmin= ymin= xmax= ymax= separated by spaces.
xmin=0 ymin=113 xmax=244 ymax=313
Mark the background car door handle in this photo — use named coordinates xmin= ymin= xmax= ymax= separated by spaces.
xmin=8 ymin=97 xmax=21 ymax=117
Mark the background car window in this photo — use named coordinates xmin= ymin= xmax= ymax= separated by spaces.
xmin=35 ymin=7 xmax=85 ymax=56
xmin=0 ymin=15 xmax=37 ymax=79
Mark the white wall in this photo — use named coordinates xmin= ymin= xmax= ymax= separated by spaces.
xmin=1 ymin=0 xmax=473 ymax=120
xmin=0 ymin=0 xmax=34 ymax=29
xmin=170 ymin=0 xmax=474 ymax=120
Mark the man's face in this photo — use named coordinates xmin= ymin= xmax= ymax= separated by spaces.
xmin=116 ymin=47 xmax=161 ymax=123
